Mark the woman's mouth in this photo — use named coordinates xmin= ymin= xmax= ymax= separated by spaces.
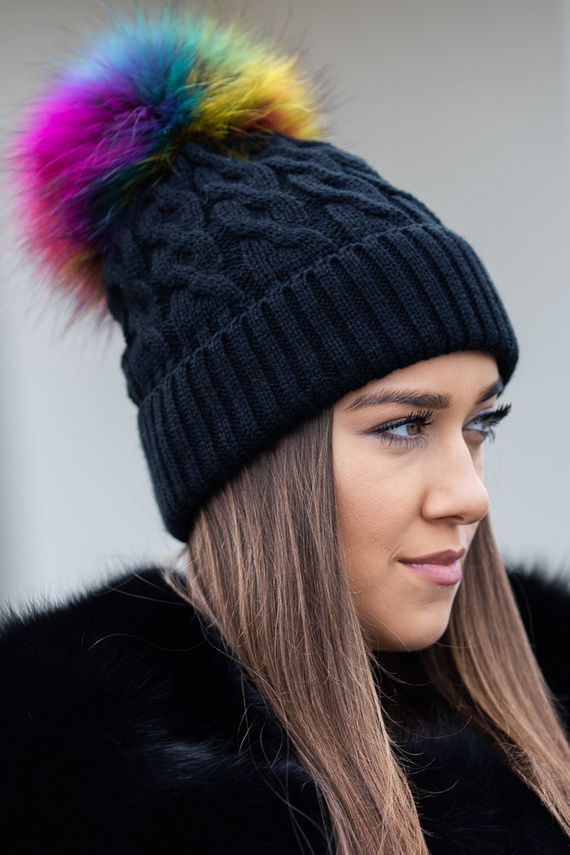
xmin=398 ymin=548 xmax=465 ymax=586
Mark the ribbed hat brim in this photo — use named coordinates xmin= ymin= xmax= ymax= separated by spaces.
xmin=138 ymin=223 xmax=518 ymax=541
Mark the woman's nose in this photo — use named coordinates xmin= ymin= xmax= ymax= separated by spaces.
xmin=421 ymin=440 xmax=490 ymax=525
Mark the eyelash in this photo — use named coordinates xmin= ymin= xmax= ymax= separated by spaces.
xmin=368 ymin=403 xmax=512 ymax=447
xmin=368 ymin=409 xmax=433 ymax=447
xmin=466 ymin=403 xmax=512 ymax=442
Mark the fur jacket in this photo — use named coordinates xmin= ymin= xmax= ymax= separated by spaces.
xmin=1 ymin=565 xmax=569 ymax=854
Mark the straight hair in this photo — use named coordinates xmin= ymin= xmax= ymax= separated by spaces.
xmin=169 ymin=407 xmax=570 ymax=853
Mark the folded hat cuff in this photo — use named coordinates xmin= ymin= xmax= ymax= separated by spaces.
xmin=138 ymin=223 xmax=518 ymax=540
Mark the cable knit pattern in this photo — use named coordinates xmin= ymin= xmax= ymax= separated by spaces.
xmin=104 ymin=134 xmax=518 ymax=540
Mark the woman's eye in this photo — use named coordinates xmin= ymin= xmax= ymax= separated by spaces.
xmin=464 ymin=403 xmax=512 ymax=441
xmin=388 ymin=422 xmax=422 ymax=437
xmin=369 ymin=409 xmax=433 ymax=446
xmin=467 ymin=415 xmax=492 ymax=434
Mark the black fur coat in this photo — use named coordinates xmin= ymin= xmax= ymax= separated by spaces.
xmin=1 ymin=566 xmax=569 ymax=854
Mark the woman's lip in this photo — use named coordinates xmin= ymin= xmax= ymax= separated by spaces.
xmin=399 ymin=548 xmax=466 ymax=565
xmin=400 ymin=559 xmax=463 ymax=586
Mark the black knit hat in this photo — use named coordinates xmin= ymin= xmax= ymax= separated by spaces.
xmin=13 ymin=12 xmax=518 ymax=541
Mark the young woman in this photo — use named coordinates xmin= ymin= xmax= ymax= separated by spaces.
xmin=2 ymin=10 xmax=569 ymax=854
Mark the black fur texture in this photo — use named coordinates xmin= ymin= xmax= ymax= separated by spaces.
xmin=1 ymin=566 xmax=568 ymax=853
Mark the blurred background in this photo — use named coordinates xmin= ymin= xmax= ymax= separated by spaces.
xmin=1 ymin=0 xmax=569 ymax=607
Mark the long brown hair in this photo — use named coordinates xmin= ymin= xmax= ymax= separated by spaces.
xmin=169 ymin=407 xmax=570 ymax=853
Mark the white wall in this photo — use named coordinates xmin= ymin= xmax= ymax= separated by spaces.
xmin=1 ymin=0 xmax=569 ymax=607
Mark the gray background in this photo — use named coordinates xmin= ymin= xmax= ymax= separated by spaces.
xmin=1 ymin=0 xmax=569 ymax=607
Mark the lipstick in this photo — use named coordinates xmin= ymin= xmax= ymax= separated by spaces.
xmin=399 ymin=548 xmax=465 ymax=586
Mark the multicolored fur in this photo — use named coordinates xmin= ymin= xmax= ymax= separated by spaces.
xmin=11 ymin=10 xmax=322 ymax=316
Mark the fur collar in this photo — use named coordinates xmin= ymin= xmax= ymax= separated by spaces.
xmin=1 ymin=566 xmax=568 ymax=854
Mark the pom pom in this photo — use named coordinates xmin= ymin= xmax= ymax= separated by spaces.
xmin=10 ymin=10 xmax=323 ymax=317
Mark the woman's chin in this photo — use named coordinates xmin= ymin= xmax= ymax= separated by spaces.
xmin=369 ymin=613 xmax=452 ymax=653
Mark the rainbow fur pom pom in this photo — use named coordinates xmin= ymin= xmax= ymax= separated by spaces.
xmin=11 ymin=10 xmax=323 ymax=316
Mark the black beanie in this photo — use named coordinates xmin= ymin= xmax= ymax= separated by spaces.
xmin=13 ymin=12 xmax=518 ymax=541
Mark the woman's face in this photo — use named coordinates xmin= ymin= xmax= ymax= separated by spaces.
xmin=332 ymin=351 xmax=509 ymax=652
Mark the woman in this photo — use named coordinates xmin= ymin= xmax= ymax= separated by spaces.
xmin=2 ymin=9 xmax=569 ymax=854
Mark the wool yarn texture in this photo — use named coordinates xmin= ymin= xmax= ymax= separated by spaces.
xmin=10 ymin=9 xmax=518 ymax=540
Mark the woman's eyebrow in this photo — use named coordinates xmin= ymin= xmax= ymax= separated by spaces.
xmin=345 ymin=377 xmax=504 ymax=411
xmin=346 ymin=389 xmax=450 ymax=411
xmin=476 ymin=377 xmax=504 ymax=403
